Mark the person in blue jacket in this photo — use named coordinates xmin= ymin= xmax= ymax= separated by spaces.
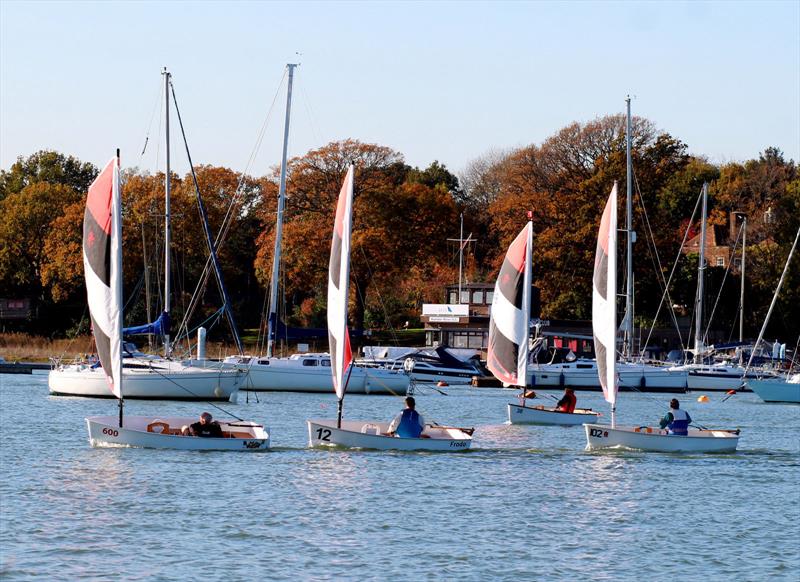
xmin=659 ymin=398 xmax=692 ymax=435
xmin=387 ymin=396 xmax=426 ymax=438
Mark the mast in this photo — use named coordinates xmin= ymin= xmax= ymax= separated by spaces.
xmin=114 ymin=149 xmax=124 ymax=427
xmin=521 ymin=218 xmax=533 ymax=401
xmin=694 ymin=183 xmax=708 ymax=364
xmin=624 ymin=96 xmax=634 ymax=358
xmin=739 ymin=215 xmax=746 ymax=344
xmin=458 ymin=213 xmax=464 ymax=303
xmin=163 ymin=67 xmax=172 ymax=357
xmin=266 ymin=63 xmax=297 ymax=358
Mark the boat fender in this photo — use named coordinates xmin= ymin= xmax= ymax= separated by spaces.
xmin=147 ymin=421 xmax=170 ymax=434
xmin=558 ymin=372 xmax=565 ymax=387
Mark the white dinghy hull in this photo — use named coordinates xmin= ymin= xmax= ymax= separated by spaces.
xmin=307 ymin=418 xmax=472 ymax=451
xmin=583 ymin=423 xmax=739 ymax=453
xmin=86 ymin=415 xmax=270 ymax=451
xmin=507 ymin=403 xmax=600 ymax=426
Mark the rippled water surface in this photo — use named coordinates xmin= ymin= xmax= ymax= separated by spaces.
xmin=1 ymin=373 xmax=799 ymax=580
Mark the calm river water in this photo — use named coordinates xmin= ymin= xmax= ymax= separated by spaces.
xmin=1 ymin=372 xmax=798 ymax=580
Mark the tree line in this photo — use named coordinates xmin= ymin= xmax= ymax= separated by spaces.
xmin=0 ymin=116 xmax=798 ymax=346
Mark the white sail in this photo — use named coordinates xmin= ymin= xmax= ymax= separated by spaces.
xmin=83 ymin=156 xmax=123 ymax=398
xmin=592 ymin=183 xmax=618 ymax=407
xmin=487 ymin=222 xmax=532 ymax=387
xmin=327 ymin=166 xmax=355 ymax=400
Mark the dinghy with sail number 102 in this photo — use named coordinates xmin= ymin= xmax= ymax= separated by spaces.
xmin=305 ymin=166 xmax=473 ymax=452
xmin=583 ymin=181 xmax=739 ymax=453
xmin=83 ymin=153 xmax=269 ymax=451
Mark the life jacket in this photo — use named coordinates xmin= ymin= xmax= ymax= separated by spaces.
xmin=396 ymin=409 xmax=423 ymax=438
xmin=557 ymin=392 xmax=577 ymax=413
xmin=668 ymin=409 xmax=690 ymax=436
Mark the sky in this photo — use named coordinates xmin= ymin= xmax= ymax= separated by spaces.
xmin=1 ymin=0 xmax=799 ymax=179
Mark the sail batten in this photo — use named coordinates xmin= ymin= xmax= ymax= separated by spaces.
xmin=83 ymin=157 xmax=123 ymax=398
xmin=487 ymin=222 xmax=532 ymax=387
xmin=327 ymin=166 xmax=355 ymax=400
xmin=592 ymin=183 xmax=618 ymax=406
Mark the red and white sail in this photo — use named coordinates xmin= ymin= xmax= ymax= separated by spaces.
xmin=592 ymin=183 xmax=618 ymax=406
xmin=487 ymin=221 xmax=532 ymax=386
xmin=83 ymin=156 xmax=123 ymax=398
xmin=327 ymin=166 xmax=354 ymax=400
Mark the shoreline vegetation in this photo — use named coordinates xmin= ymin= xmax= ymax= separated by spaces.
xmin=1 ymin=120 xmax=798 ymax=345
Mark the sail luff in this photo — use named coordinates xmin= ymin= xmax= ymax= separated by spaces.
xmin=327 ymin=166 xmax=355 ymax=400
xmin=83 ymin=156 xmax=123 ymax=398
xmin=487 ymin=222 xmax=532 ymax=387
xmin=593 ymin=183 xmax=618 ymax=407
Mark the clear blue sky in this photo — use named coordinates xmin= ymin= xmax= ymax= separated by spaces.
xmin=2 ymin=0 xmax=798 ymax=178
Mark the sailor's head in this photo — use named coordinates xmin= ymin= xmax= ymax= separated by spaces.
xmin=405 ymin=396 xmax=416 ymax=410
xmin=200 ymin=411 xmax=213 ymax=424
xmin=670 ymin=399 xmax=680 ymax=410
xmin=566 ymin=388 xmax=574 ymax=394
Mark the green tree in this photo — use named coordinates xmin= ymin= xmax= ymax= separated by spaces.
xmin=0 ymin=150 xmax=97 ymax=202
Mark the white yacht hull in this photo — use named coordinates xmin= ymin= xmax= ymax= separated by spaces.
xmin=86 ymin=415 xmax=270 ymax=450
xmin=747 ymin=376 xmax=800 ymax=403
xmin=228 ymin=356 xmax=410 ymax=395
xmin=583 ymin=423 xmax=740 ymax=453
xmin=507 ymin=403 xmax=600 ymax=425
xmin=307 ymin=418 xmax=472 ymax=451
xmin=49 ymin=361 xmax=242 ymax=400
xmin=530 ymin=361 xmax=687 ymax=392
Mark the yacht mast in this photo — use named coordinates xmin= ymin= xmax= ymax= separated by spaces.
xmin=740 ymin=215 xmax=746 ymax=343
xmin=694 ymin=182 xmax=709 ymax=364
xmin=163 ymin=67 xmax=172 ymax=357
xmin=624 ymin=96 xmax=634 ymax=358
xmin=266 ymin=63 xmax=297 ymax=358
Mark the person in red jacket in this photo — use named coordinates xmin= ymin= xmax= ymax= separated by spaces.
xmin=555 ymin=387 xmax=577 ymax=413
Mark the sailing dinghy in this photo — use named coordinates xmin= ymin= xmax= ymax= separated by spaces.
xmin=493 ymin=219 xmax=600 ymax=425
xmin=306 ymin=167 xmax=473 ymax=451
xmin=583 ymin=183 xmax=739 ymax=453
xmin=84 ymin=154 xmax=269 ymax=451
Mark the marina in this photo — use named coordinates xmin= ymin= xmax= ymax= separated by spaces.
xmin=1 ymin=372 xmax=798 ymax=578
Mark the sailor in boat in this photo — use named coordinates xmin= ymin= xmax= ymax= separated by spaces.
xmin=182 ymin=412 xmax=223 ymax=438
xmin=658 ymin=399 xmax=692 ymax=436
xmin=387 ymin=396 xmax=427 ymax=438
xmin=555 ymin=388 xmax=577 ymax=413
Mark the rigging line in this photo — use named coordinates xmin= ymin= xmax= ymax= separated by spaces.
xmin=638 ymin=185 xmax=704 ymax=359
xmin=298 ymin=77 xmax=324 ymax=146
xmin=632 ymin=168 xmax=684 ymax=357
xmin=146 ymin=364 xmax=245 ymax=421
xmin=703 ymin=222 xmax=744 ymax=347
xmin=209 ymin=69 xmax=287 ymax=263
xmin=356 ymin=245 xmax=401 ymax=346
xmin=138 ymin=79 xmax=162 ymax=162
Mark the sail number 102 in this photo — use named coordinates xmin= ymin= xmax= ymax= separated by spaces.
xmin=316 ymin=428 xmax=331 ymax=441
xmin=589 ymin=428 xmax=608 ymax=438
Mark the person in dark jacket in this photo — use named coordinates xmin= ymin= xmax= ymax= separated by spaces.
xmin=659 ymin=399 xmax=692 ymax=435
xmin=185 ymin=411 xmax=223 ymax=437
xmin=555 ymin=388 xmax=577 ymax=413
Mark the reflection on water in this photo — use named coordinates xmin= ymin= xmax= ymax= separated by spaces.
xmin=1 ymin=375 xmax=798 ymax=580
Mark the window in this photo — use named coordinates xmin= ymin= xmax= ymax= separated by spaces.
xmin=322 ymin=360 xmax=331 ymax=367
xmin=302 ymin=359 xmax=318 ymax=367
xmin=8 ymin=300 xmax=24 ymax=309
xmin=716 ymin=257 xmax=725 ymax=267
xmin=448 ymin=290 xmax=458 ymax=304
xmin=460 ymin=290 xmax=470 ymax=303
xmin=472 ymin=290 xmax=484 ymax=304
xmin=257 ymin=360 xmax=270 ymax=366
xmin=486 ymin=291 xmax=494 ymax=303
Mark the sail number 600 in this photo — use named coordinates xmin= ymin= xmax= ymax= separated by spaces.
xmin=316 ymin=428 xmax=331 ymax=441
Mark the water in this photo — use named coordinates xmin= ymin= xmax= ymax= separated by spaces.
xmin=1 ymin=373 xmax=798 ymax=581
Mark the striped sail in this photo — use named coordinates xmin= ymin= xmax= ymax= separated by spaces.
xmin=487 ymin=222 xmax=532 ymax=386
xmin=327 ymin=166 xmax=354 ymax=400
xmin=83 ymin=157 xmax=123 ymax=398
xmin=592 ymin=183 xmax=618 ymax=405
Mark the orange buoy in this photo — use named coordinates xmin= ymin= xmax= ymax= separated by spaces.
xmin=437 ymin=381 xmax=448 ymax=387
xmin=697 ymin=395 xmax=710 ymax=403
